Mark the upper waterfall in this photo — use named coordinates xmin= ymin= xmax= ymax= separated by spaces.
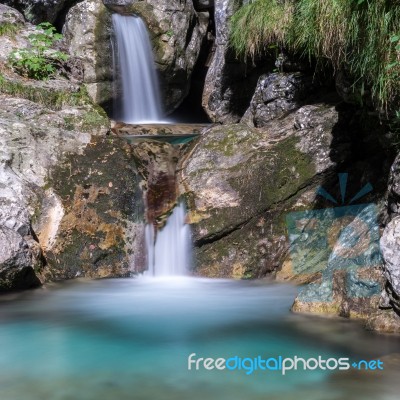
xmin=112 ymin=14 xmax=163 ymax=123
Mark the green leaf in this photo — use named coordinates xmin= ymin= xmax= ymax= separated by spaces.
xmin=386 ymin=62 xmax=398 ymax=70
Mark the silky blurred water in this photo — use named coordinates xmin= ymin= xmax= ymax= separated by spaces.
xmin=112 ymin=15 xmax=163 ymax=123
xmin=146 ymin=203 xmax=192 ymax=276
xmin=0 ymin=278 xmax=399 ymax=400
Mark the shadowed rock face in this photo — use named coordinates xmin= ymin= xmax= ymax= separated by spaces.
xmin=0 ymin=226 xmax=41 ymax=292
xmin=202 ymin=0 xmax=265 ymax=124
xmin=130 ymin=140 xmax=180 ymax=229
xmin=1 ymin=0 xmax=73 ymax=24
xmin=380 ymin=154 xmax=400 ymax=318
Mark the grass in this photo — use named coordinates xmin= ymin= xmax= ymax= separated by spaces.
xmin=0 ymin=73 xmax=95 ymax=110
xmin=230 ymin=0 xmax=293 ymax=60
xmin=0 ymin=22 xmax=20 ymax=37
xmin=230 ymin=0 xmax=400 ymax=110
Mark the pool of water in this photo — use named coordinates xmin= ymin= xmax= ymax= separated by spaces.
xmin=0 ymin=277 xmax=399 ymax=400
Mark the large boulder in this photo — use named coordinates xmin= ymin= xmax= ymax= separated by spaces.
xmin=102 ymin=0 xmax=208 ymax=113
xmin=386 ymin=152 xmax=400 ymax=217
xmin=242 ymin=72 xmax=318 ymax=128
xmin=179 ymin=103 xmax=344 ymax=277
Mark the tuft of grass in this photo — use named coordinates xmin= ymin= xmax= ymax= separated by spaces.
xmin=230 ymin=0 xmax=293 ymax=60
xmin=0 ymin=22 xmax=20 ymax=37
xmin=230 ymin=0 xmax=400 ymax=109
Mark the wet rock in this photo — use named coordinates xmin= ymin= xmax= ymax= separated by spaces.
xmin=366 ymin=310 xmax=400 ymax=333
xmin=0 ymin=226 xmax=41 ymax=292
xmin=242 ymin=72 xmax=318 ymax=127
xmin=103 ymin=0 xmax=208 ymax=112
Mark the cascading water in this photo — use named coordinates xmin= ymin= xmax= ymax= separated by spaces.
xmin=145 ymin=202 xmax=191 ymax=276
xmin=112 ymin=14 xmax=163 ymax=123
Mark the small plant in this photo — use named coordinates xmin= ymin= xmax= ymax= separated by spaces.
xmin=0 ymin=22 xmax=19 ymax=37
xmin=8 ymin=22 xmax=68 ymax=80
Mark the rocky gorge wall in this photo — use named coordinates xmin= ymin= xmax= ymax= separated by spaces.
xmin=1 ymin=0 xmax=400 ymax=334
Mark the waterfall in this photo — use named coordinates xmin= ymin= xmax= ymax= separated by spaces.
xmin=145 ymin=203 xmax=191 ymax=276
xmin=112 ymin=14 xmax=163 ymax=123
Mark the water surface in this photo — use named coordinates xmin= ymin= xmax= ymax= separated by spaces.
xmin=0 ymin=278 xmax=399 ymax=400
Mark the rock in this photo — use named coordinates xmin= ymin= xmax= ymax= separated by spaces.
xmin=131 ymin=140 xmax=180 ymax=229
xmin=180 ymin=100 xmax=390 ymax=330
xmin=0 ymin=226 xmax=41 ymax=292
xmin=63 ymin=0 xmax=114 ymax=109
xmin=202 ymin=0 xmax=262 ymax=123
xmin=380 ymin=216 xmax=400 ymax=313
xmin=0 ymin=6 xmax=34 ymax=65
xmin=193 ymin=0 xmax=214 ymax=10
xmin=103 ymin=0 xmax=208 ymax=113
xmin=179 ymin=103 xmax=344 ymax=277
xmin=0 ymin=4 xmax=25 ymax=25
xmin=292 ymin=203 xmax=384 ymax=320
xmin=0 ymin=84 xmax=141 ymax=288
xmin=366 ymin=310 xmax=400 ymax=333
xmin=241 ymin=72 xmax=318 ymax=127
xmin=40 ymin=136 xmax=144 ymax=281
xmin=1 ymin=0 xmax=69 ymax=24
xmin=0 ymin=5 xmax=90 ymax=103
xmin=386 ymin=153 xmax=400 ymax=216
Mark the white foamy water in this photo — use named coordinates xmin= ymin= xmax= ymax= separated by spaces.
xmin=112 ymin=14 xmax=163 ymax=123
xmin=145 ymin=203 xmax=191 ymax=276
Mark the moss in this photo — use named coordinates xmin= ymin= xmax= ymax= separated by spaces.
xmin=63 ymin=108 xmax=109 ymax=132
xmin=0 ymin=75 xmax=96 ymax=110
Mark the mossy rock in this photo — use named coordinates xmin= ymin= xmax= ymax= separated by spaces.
xmin=42 ymin=136 xmax=144 ymax=281
xmin=180 ymin=105 xmax=340 ymax=278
